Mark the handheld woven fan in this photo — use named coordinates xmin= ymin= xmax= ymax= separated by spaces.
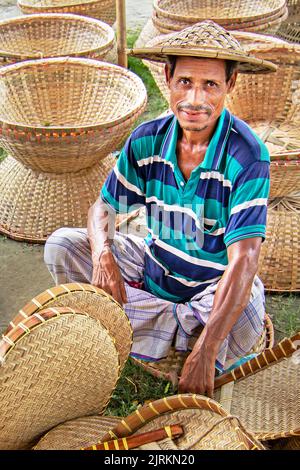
xmin=0 ymin=307 xmax=121 ymax=450
xmin=214 ymin=332 xmax=300 ymax=444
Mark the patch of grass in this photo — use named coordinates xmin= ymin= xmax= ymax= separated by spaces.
xmin=265 ymin=293 xmax=300 ymax=342
xmin=104 ymin=358 xmax=174 ymax=417
xmin=0 ymin=147 xmax=7 ymax=163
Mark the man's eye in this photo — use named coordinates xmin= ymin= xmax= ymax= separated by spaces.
xmin=179 ymin=78 xmax=190 ymax=85
xmin=207 ymin=81 xmax=217 ymax=87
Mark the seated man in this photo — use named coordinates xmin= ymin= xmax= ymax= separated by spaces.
xmin=44 ymin=21 xmax=273 ymax=398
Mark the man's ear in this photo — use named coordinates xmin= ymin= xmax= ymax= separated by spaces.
xmin=165 ymin=63 xmax=171 ymax=89
xmin=227 ymin=70 xmax=238 ymax=94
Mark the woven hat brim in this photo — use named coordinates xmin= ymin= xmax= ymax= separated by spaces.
xmin=127 ymin=46 xmax=277 ymax=73
xmin=0 ymin=307 xmax=121 ymax=450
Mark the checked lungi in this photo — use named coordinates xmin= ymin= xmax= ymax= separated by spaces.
xmin=44 ymin=227 xmax=266 ymax=372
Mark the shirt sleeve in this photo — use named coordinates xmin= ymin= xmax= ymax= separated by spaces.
xmin=224 ymin=161 xmax=270 ymax=247
xmin=100 ymin=135 xmax=146 ymax=214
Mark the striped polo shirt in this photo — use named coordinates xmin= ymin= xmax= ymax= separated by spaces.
xmin=101 ymin=109 xmax=270 ymax=302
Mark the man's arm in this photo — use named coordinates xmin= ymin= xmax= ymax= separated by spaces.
xmin=87 ymin=198 xmax=127 ymax=306
xmin=178 ymin=236 xmax=262 ymax=397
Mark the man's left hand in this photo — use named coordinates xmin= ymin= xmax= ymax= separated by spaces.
xmin=178 ymin=333 xmax=220 ymax=398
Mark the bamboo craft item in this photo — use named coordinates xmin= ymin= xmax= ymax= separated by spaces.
xmin=214 ymin=333 xmax=300 ymax=443
xmin=152 ymin=0 xmax=288 ymax=34
xmin=133 ymin=314 xmax=274 ymax=386
xmin=258 ymin=196 xmax=300 ymax=291
xmin=276 ymin=0 xmax=300 ymax=43
xmin=0 ymin=14 xmax=115 ymax=67
xmin=0 ymin=307 xmax=121 ymax=450
xmin=100 ymin=394 xmax=265 ymax=450
xmin=17 ymin=0 xmax=117 ymax=26
xmin=3 ymin=283 xmax=133 ymax=371
xmin=0 ymin=57 xmax=146 ymax=242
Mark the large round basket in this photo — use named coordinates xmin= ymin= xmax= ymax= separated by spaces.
xmin=0 ymin=154 xmax=115 ymax=242
xmin=0 ymin=57 xmax=147 ymax=173
xmin=276 ymin=0 xmax=300 ymax=43
xmin=133 ymin=314 xmax=274 ymax=386
xmin=152 ymin=0 xmax=288 ymax=34
xmin=258 ymin=196 xmax=300 ymax=291
xmin=4 ymin=282 xmax=133 ymax=371
xmin=0 ymin=307 xmax=121 ymax=449
xmin=17 ymin=0 xmax=117 ymax=26
xmin=214 ymin=332 xmax=300 ymax=444
xmin=0 ymin=14 xmax=115 ymax=67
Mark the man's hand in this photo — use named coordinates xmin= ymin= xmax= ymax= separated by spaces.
xmin=178 ymin=331 xmax=220 ymax=398
xmin=92 ymin=246 xmax=127 ymax=306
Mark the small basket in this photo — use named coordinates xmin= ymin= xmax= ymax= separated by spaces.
xmin=258 ymin=196 xmax=300 ymax=291
xmin=0 ymin=307 xmax=121 ymax=449
xmin=4 ymin=282 xmax=133 ymax=370
xmin=133 ymin=314 xmax=274 ymax=386
xmin=0 ymin=14 xmax=115 ymax=67
xmin=214 ymin=332 xmax=300 ymax=442
xmin=18 ymin=0 xmax=117 ymax=26
xmin=0 ymin=57 xmax=147 ymax=173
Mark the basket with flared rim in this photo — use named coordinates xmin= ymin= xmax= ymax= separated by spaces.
xmin=17 ymin=0 xmax=117 ymax=26
xmin=0 ymin=14 xmax=115 ymax=67
xmin=0 ymin=306 xmax=123 ymax=450
xmin=214 ymin=332 xmax=300 ymax=443
xmin=0 ymin=57 xmax=147 ymax=173
xmin=152 ymin=0 xmax=288 ymax=34
xmin=133 ymin=314 xmax=274 ymax=387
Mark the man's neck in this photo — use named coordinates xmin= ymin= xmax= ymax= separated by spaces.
xmin=178 ymin=120 xmax=217 ymax=149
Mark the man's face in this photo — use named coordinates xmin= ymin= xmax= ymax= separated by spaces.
xmin=165 ymin=56 xmax=237 ymax=132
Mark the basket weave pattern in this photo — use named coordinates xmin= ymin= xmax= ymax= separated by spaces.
xmin=18 ymin=0 xmax=117 ymax=26
xmin=0 ymin=14 xmax=115 ymax=67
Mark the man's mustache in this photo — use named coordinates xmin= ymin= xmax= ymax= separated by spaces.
xmin=177 ymin=104 xmax=212 ymax=115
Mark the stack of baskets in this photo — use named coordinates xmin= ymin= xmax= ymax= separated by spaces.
xmin=276 ymin=0 xmax=300 ymax=43
xmin=0 ymin=14 xmax=147 ymax=243
xmin=17 ymin=0 xmax=117 ymax=26
xmin=225 ymin=41 xmax=300 ymax=291
xmin=152 ymin=0 xmax=288 ymax=35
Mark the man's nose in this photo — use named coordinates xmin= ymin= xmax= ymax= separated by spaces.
xmin=187 ymin=86 xmax=206 ymax=106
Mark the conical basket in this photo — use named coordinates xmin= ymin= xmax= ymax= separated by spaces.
xmin=0 ymin=14 xmax=115 ymax=67
xmin=0 ymin=57 xmax=147 ymax=173
xmin=18 ymin=0 xmax=117 ymax=26
xmin=0 ymin=306 xmax=121 ymax=449
xmin=214 ymin=332 xmax=300 ymax=442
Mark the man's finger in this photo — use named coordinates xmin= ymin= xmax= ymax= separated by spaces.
xmin=120 ymin=280 xmax=128 ymax=304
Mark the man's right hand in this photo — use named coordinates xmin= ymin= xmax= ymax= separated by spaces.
xmin=91 ymin=246 xmax=128 ymax=306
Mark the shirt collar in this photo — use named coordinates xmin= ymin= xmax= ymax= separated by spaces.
xmin=160 ymin=108 xmax=233 ymax=171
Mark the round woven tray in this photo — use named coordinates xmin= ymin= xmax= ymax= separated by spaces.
xmin=0 ymin=154 xmax=115 ymax=243
xmin=0 ymin=307 xmax=120 ymax=450
xmin=214 ymin=332 xmax=300 ymax=442
xmin=0 ymin=14 xmax=115 ymax=67
xmin=17 ymin=0 xmax=117 ymax=26
xmin=258 ymin=197 xmax=300 ymax=291
xmin=133 ymin=314 xmax=274 ymax=386
xmin=0 ymin=57 xmax=147 ymax=173
xmin=4 ymin=282 xmax=133 ymax=370
xmin=33 ymin=415 xmax=122 ymax=450
xmin=276 ymin=0 xmax=300 ymax=43
xmin=99 ymin=394 xmax=265 ymax=450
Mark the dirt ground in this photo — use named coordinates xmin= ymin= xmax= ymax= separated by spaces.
xmin=0 ymin=0 xmax=153 ymax=333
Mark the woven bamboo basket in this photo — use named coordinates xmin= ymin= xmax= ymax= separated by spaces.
xmin=152 ymin=0 xmax=288 ymax=34
xmin=133 ymin=314 xmax=274 ymax=386
xmin=17 ymin=0 xmax=116 ymax=26
xmin=0 ymin=154 xmax=115 ymax=242
xmin=276 ymin=0 xmax=300 ymax=43
xmin=0 ymin=14 xmax=115 ymax=67
xmin=0 ymin=306 xmax=121 ymax=450
xmin=98 ymin=394 xmax=265 ymax=450
xmin=0 ymin=57 xmax=147 ymax=173
xmin=258 ymin=196 xmax=300 ymax=291
xmin=3 ymin=282 xmax=133 ymax=370
xmin=214 ymin=332 xmax=300 ymax=442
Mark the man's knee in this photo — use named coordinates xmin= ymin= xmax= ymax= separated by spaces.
xmin=44 ymin=227 xmax=88 ymax=265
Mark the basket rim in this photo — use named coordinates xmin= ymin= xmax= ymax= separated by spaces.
xmin=0 ymin=57 xmax=147 ymax=131
xmin=0 ymin=13 xmax=115 ymax=60
xmin=153 ymin=0 xmax=287 ymax=25
xmin=17 ymin=0 xmax=112 ymax=8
